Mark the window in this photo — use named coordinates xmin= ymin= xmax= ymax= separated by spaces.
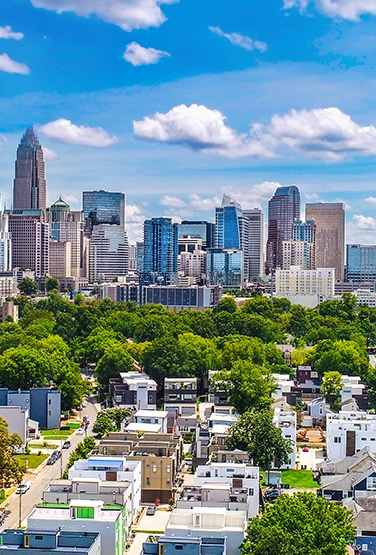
xmin=146 ymin=478 xmax=150 ymax=486
xmin=367 ymin=477 xmax=376 ymax=491
xmin=153 ymin=465 xmax=157 ymax=473
xmin=175 ymin=546 xmax=183 ymax=550
xmin=249 ymin=488 xmax=254 ymax=496
xmin=48 ymin=411 xmax=51 ymax=416
xmin=35 ymin=536 xmax=44 ymax=541
xmin=167 ymin=465 xmax=171 ymax=473
xmin=24 ymin=535 xmax=30 ymax=548
xmin=334 ymin=437 xmax=341 ymax=444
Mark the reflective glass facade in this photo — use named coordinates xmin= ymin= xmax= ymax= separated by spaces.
xmin=347 ymin=244 xmax=376 ymax=282
xmin=207 ymin=248 xmax=243 ymax=290
xmin=141 ymin=218 xmax=178 ymax=285
xmin=215 ymin=205 xmax=242 ymax=249
xmin=83 ymin=190 xmax=125 ymax=228
xmin=178 ymin=221 xmax=215 ymax=248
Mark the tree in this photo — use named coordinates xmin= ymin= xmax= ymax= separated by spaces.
xmin=212 ymin=362 xmax=276 ymax=414
xmin=96 ymin=344 xmax=135 ymax=390
xmin=227 ymin=410 xmax=292 ymax=470
xmin=242 ymin=492 xmax=354 ymax=555
xmin=0 ymin=346 xmax=51 ymax=390
xmin=18 ymin=277 xmax=38 ymax=297
xmin=322 ymin=371 xmax=343 ymax=412
xmin=45 ymin=277 xmax=60 ymax=292
xmin=0 ymin=417 xmax=23 ymax=487
xmin=213 ymin=297 xmax=238 ymax=314
xmin=93 ymin=408 xmax=131 ymax=437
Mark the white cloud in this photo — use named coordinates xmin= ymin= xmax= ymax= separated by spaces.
xmin=347 ymin=214 xmax=376 ymax=243
xmin=123 ymin=42 xmax=170 ymax=66
xmin=0 ymin=26 xmax=24 ymax=40
xmin=208 ymin=26 xmax=267 ymax=52
xmin=126 ymin=203 xmax=146 ymax=243
xmin=40 ymin=119 xmax=118 ymax=147
xmin=133 ymin=103 xmax=275 ymax=159
xmin=42 ymin=146 xmax=59 ymax=160
xmin=365 ymin=196 xmax=376 ymax=207
xmin=254 ymin=107 xmax=376 ymax=161
xmin=352 ymin=214 xmax=376 ymax=230
xmin=0 ymin=53 xmax=30 ymax=75
xmin=161 ymin=196 xmax=186 ymax=207
xmin=304 ymin=193 xmax=321 ymax=200
xmin=284 ymin=0 xmax=376 ymax=21
xmin=30 ymin=0 xmax=178 ymax=31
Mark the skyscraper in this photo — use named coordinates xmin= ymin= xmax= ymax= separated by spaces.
xmin=83 ymin=190 xmax=125 ymax=236
xmin=141 ymin=218 xmax=178 ymax=285
xmin=178 ymin=221 xmax=215 ymax=249
xmin=305 ymin=202 xmax=345 ymax=281
xmin=243 ymin=208 xmax=264 ymax=280
xmin=13 ymin=128 xmax=47 ymax=214
xmin=0 ymin=211 xmax=12 ymax=272
xmin=8 ymin=210 xmax=49 ymax=277
xmin=347 ymin=244 xmax=376 ymax=282
xmin=266 ymin=186 xmax=301 ymax=273
xmin=89 ymin=224 xmax=129 ymax=282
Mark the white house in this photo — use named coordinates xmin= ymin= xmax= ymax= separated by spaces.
xmin=0 ymin=406 xmax=38 ymax=452
xmin=327 ymin=411 xmax=376 ymax=461
xmin=130 ymin=410 xmax=169 ymax=434
xmin=273 ymin=408 xmax=296 ymax=468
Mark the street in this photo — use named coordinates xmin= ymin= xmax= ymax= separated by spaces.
xmin=2 ymin=396 xmax=100 ymax=529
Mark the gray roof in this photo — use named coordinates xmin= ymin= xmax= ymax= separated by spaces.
xmin=322 ymin=462 xmax=376 ymax=492
xmin=319 ymin=447 xmax=376 ymax=475
xmin=344 ymin=498 xmax=376 ymax=532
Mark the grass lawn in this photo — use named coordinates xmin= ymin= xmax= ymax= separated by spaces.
xmin=65 ymin=422 xmax=80 ymax=429
xmin=28 ymin=442 xmax=58 ymax=449
xmin=280 ymin=469 xmax=319 ymax=489
xmin=40 ymin=429 xmax=73 ymax=440
xmin=16 ymin=454 xmax=48 ymax=469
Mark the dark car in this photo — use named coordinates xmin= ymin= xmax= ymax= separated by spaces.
xmin=62 ymin=441 xmax=71 ymax=449
xmin=146 ymin=506 xmax=156 ymax=516
xmin=46 ymin=455 xmax=57 ymax=465
xmin=264 ymin=489 xmax=280 ymax=503
xmin=51 ymin=450 xmax=61 ymax=460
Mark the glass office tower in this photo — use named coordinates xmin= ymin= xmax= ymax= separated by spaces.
xmin=178 ymin=221 xmax=215 ymax=248
xmin=347 ymin=244 xmax=376 ymax=282
xmin=141 ymin=218 xmax=178 ymax=285
xmin=83 ymin=190 xmax=125 ymax=234
xmin=207 ymin=248 xmax=244 ymax=290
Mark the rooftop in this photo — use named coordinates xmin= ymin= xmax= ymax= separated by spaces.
xmin=135 ymin=410 xmax=168 ymax=418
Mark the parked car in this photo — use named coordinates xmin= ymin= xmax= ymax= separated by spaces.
xmin=76 ymin=428 xmax=84 ymax=435
xmin=47 ymin=454 xmax=57 ymax=465
xmin=52 ymin=450 xmax=61 ymax=460
xmin=302 ymin=446 xmax=309 ymax=452
xmin=62 ymin=440 xmax=71 ymax=449
xmin=264 ymin=488 xmax=280 ymax=503
xmin=146 ymin=506 xmax=156 ymax=516
xmin=16 ymin=482 xmax=30 ymax=494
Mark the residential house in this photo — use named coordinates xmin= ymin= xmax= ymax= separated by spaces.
xmin=68 ymin=457 xmax=141 ymax=523
xmin=0 ymin=530 xmax=101 ymax=555
xmin=344 ymin=498 xmax=376 ymax=554
xmin=0 ymin=387 xmax=61 ymax=429
xmin=164 ymin=378 xmax=198 ymax=436
xmin=326 ymin=411 xmax=376 ymax=461
xmin=0 ymin=406 xmax=38 ymax=452
xmin=109 ymin=372 xmax=157 ymax=410
xmin=273 ymin=408 xmax=296 ymax=468
xmin=125 ymin=410 xmax=168 ymax=434
xmin=320 ymin=462 xmax=376 ymax=502
xmin=98 ymin=432 xmax=184 ymax=503
xmin=27 ymin=500 xmax=126 ymax=555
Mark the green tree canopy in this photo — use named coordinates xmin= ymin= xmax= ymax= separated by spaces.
xmin=0 ymin=417 xmax=23 ymax=486
xmin=322 ymin=371 xmax=343 ymax=412
xmin=95 ymin=344 xmax=135 ymax=389
xmin=45 ymin=277 xmax=60 ymax=292
xmin=18 ymin=277 xmax=38 ymax=297
xmin=242 ymin=492 xmax=354 ymax=555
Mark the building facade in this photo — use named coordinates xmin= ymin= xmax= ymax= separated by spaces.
xmin=8 ymin=210 xmax=49 ymax=278
xmin=0 ymin=529 xmax=101 ymax=555
xmin=347 ymin=244 xmax=376 ymax=282
xmin=207 ymin=249 xmax=243 ymax=290
xmin=83 ymin=191 xmax=125 ymax=234
xmin=13 ymin=128 xmax=47 ymax=215
xmin=0 ymin=211 xmax=12 ymax=272
xmin=275 ymin=266 xmax=335 ymax=307
xmin=178 ymin=221 xmax=215 ymax=249
xmin=89 ymin=224 xmax=129 ymax=282
xmin=0 ymin=387 xmax=61 ymax=429
xmin=305 ymin=202 xmax=345 ymax=281
xmin=242 ymin=208 xmax=264 ymax=280
xmin=141 ymin=218 xmax=178 ymax=285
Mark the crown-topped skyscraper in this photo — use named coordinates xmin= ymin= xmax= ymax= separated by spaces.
xmin=13 ymin=127 xmax=47 ymax=214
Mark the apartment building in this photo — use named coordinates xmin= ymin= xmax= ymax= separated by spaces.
xmin=27 ymin=500 xmax=125 ymax=555
xmin=0 ymin=530 xmax=101 ymax=555
xmin=164 ymin=378 xmax=198 ymax=435
xmin=165 ymin=507 xmax=246 ymax=555
xmin=125 ymin=410 xmax=168 ymax=434
xmin=42 ymin=477 xmax=133 ymax=536
xmin=0 ymin=406 xmax=38 ymax=451
xmin=273 ymin=408 xmax=296 ymax=468
xmin=98 ymin=432 xmax=184 ymax=503
xmin=327 ymin=411 xmax=376 ymax=461
xmin=68 ymin=457 xmax=141 ymax=523
xmin=274 ymin=266 xmax=335 ymax=308
xmin=143 ymin=536 xmax=226 ymax=555
xmin=109 ymin=372 xmax=157 ymax=410
xmin=0 ymin=387 xmax=61 ymax=429
xmin=193 ymin=463 xmax=259 ymax=518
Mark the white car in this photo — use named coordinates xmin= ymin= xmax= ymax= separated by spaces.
xmin=17 ymin=482 xmax=31 ymax=494
xmin=76 ymin=428 xmax=84 ymax=435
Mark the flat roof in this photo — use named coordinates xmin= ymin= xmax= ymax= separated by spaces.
xmin=135 ymin=410 xmax=168 ymax=418
xmin=125 ymin=423 xmax=161 ymax=433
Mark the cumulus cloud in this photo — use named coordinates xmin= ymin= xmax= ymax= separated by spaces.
xmin=347 ymin=214 xmax=376 ymax=243
xmin=0 ymin=53 xmax=30 ymax=75
xmin=133 ymin=103 xmax=275 ymax=159
xmin=0 ymin=26 xmax=24 ymax=40
xmin=254 ymin=107 xmax=376 ymax=161
xmin=123 ymin=42 xmax=170 ymax=66
xmin=209 ymin=26 xmax=267 ymax=52
xmin=30 ymin=0 xmax=178 ymax=31
xmin=365 ymin=196 xmax=376 ymax=207
xmin=42 ymin=146 xmax=59 ymax=160
xmin=283 ymin=0 xmax=376 ymax=21
xmin=126 ymin=203 xmax=146 ymax=243
xmin=40 ymin=119 xmax=118 ymax=147
xmin=161 ymin=196 xmax=186 ymax=207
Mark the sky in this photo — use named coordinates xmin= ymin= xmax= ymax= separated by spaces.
xmin=2 ymin=1 xmax=376 ymax=243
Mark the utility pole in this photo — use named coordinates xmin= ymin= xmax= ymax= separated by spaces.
xmin=18 ymin=484 xmax=22 ymax=528
xmin=60 ymin=439 xmax=63 ymax=478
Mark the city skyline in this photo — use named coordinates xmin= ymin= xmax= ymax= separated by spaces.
xmin=1 ymin=1 xmax=376 ymax=244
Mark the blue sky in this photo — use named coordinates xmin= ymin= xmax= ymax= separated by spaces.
xmin=1 ymin=0 xmax=376 ymax=242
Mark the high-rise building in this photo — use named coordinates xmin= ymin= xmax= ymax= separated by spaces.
xmin=305 ymin=202 xmax=345 ymax=281
xmin=207 ymin=248 xmax=244 ymax=290
xmin=266 ymin=186 xmax=301 ymax=273
xmin=13 ymin=128 xmax=47 ymax=215
xmin=49 ymin=241 xmax=72 ymax=279
xmin=275 ymin=265 xmax=335 ymax=308
xmin=178 ymin=221 xmax=215 ymax=249
xmin=293 ymin=219 xmax=315 ymax=243
xmin=7 ymin=210 xmax=49 ymax=277
xmin=47 ymin=198 xmax=84 ymax=278
xmin=136 ymin=242 xmax=144 ymax=273
xmin=215 ymin=195 xmax=243 ymax=250
xmin=129 ymin=244 xmax=137 ymax=271
xmin=243 ymin=208 xmax=264 ymax=280
xmin=83 ymin=190 xmax=125 ymax=236
xmin=141 ymin=218 xmax=178 ymax=285
xmin=347 ymin=244 xmax=376 ymax=282
xmin=0 ymin=211 xmax=12 ymax=272
xmin=89 ymin=224 xmax=129 ymax=282
xmin=282 ymin=240 xmax=315 ymax=270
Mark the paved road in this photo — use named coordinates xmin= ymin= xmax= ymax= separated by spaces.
xmin=3 ymin=397 xmax=100 ymax=529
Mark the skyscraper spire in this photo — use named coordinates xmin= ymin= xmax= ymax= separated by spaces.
xmin=13 ymin=127 xmax=47 ymax=215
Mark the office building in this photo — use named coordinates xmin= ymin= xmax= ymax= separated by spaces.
xmin=242 ymin=208 xmax=264 ymax=280
xmin=305 ymin=202 xmax=345 ymax=281
xmin=136 ymin=242 xmax=144 ymax=272
xmin=275 ymin=266 xmax=335 ymax=308
xmin=141 ymin=218 xmax=178 ymax=285
xmin=0 ymin=387 xmax=61 ymax=429
xmin=282 ymin=240 xmax=315 ymax=270
xmin=0 ymin=211 xmax=12 ymax=272
xmin=179 ymin=250 xmax=207 ymax=282
xmin=89 ymin=224 xmax=129 ymax=282
xmin=83 ymin=190 xmax=125 ymax=235
xmin=293 ymin=219 xmax=315 ymax=243
xmin=0 ymin=273 xmax=16 ymax=298
xmin=129 ymin=244 xmax=137 ymax=271
xmin=347 ymin=244 xmax=376 ymax=282
xmin=0 ymin=529 xmax=101 ymax=555
xmin=27 ymin=500 xmax=126 ymax=555
xmin=7 ymin=210 xmax=49 ymax=278
xmin=13 ymin=128 xmax=47 ymax=214
xmin=49 ymin=241 xmax=71 ymax=279
xmin=207 ymin=249 xmax=243 ymax=290
xmin=266 ymin=186 xmax=301 ymax=273
xmin=178 ymin=221 xmax=215 ymax=249
xmin=47 ymin=198 xmax=84 ymax=278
